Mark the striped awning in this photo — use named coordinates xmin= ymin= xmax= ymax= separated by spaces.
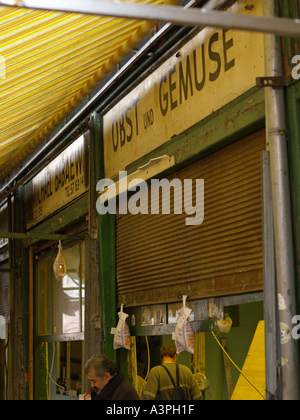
xmin=0 ymin=0 xmax=178 ymax=182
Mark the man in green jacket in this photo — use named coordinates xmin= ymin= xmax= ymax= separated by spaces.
xmin=142 ymin=345 xmax=202 ymax=400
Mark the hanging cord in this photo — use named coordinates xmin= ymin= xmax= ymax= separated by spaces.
xmin=46 ymin=342 xmax=65 ymax=400
xmin=211 ymin=332 xmax=266 ymax=400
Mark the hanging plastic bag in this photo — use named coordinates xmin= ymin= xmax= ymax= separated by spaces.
xmin=53 ymin=240 xmax=67 ymax=281
xmin=217 ymin=314 xmax=233 ymax=334
xmin=174 ymin=295 xmax=194 ymax=355
xmin=114 ymin=304 xmax=131 ymax=351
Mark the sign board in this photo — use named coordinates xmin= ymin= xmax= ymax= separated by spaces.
xmin=25 ymin=135 xmax=89 ymax=229
xmin=103 ymin=0 xmax=264 ymax=179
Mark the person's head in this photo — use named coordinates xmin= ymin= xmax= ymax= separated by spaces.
xmin=160 ymin=345 xmax=178 ymax=363
xmin=84 ymin=354 xmax=118 ymax=392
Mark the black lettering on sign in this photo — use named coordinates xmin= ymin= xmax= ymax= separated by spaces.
xmin=112 ymin=116 xmax=119 ymax=153
xmin=208 ymin=32 xmax=221 ymax=82
xmin=111 ymin=95 xmax=140 ymax=152
xmin=179 ymin=54 xmax=194 ymax=104
xmin=70 ymin=150 xmax=75 ymax=181
xmin=169 ymin=66 xmax=177 ymax=111
xmin=54 ymin=141 xmax=84 ymax=192
xmin=143 ymin=109 xmax=154 ymax=129
xmin=36 ymin=170 xmax=53 ymax=205
xmin=119 ymin=110 xmax=126 ymax=148
xmin=75 ymin=142 xmax=83 ymax=177
xmin=126 ymin=104 xmax=133 ymax=142
xmin=223 ymin=29 xmax=235 ymax=72
xmin=132 ymin=96 xmax=140 ymax=136
xmin=193 ymin=44 xmax=206 ymax=92
xmin=158 ymin=30 xmax=235 ymax=117
xmin=159 ymin=74 xmax=168 ymax=116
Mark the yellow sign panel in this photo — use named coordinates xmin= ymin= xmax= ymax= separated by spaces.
xmin=103 ymin=0 xmax=264 ymax=179
xmin=25 ymin=135 xmax=88 ymax=229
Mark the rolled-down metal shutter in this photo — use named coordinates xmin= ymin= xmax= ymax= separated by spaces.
xmin=116 ymin=129 xmax=265 ymax=306
xmin=0 ymin=263 xmax=10 ymax=322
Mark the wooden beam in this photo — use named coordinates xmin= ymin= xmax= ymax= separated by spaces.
xmin=221 ymin=338 xmax=234 ymax=399
xmin=0 ymin=232 xmax=86 ymax=241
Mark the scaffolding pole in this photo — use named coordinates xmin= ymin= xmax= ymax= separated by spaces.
xmin=264 ymin=0 xmax=300 ymax=400
xmin=0 ymin=0 xmax=300 ymax=38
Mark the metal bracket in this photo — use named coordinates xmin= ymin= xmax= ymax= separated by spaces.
xmin=256 ymin=77 xmax=285 ymax=88
xmin=90 ymin=227 xmax=98 ymax=240
xmin=92 ymin=315 xmax=102 ymax=331
xmin=256 ymin=76 xmax=294 ymax=88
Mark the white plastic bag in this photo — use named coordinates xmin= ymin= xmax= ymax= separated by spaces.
xmin=174 ymin=295 xmax=194 ymax=354
xmin=53 ymin=240 xmax=67 ymax=281
xmin=114 ymin=304 xmax=131 ymax=351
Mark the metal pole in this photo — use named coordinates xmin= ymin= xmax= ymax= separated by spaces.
xmin=1 ymin=0 xmax=300 ymax=38
xmin=262 ymin=150 xmax=280 ymax=400
xmin=202 ymin=0 xmax=227 ymax=11
xmin=263 ymin=0 xmax=300 ymax=400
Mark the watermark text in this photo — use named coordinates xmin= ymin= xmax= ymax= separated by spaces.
xmin=292 ymin=55 xmax=300 ymax=80
xmin=292 ymin=315 xmax=300 ymax=340
xmin=96 ymin=171 xmax=204 ymax=226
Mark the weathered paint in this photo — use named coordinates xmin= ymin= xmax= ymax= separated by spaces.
xmin=35 ymin=342 xmax=48 ymax=400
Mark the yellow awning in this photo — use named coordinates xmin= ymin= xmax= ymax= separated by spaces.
xmin=0 ymin=0 xmax=178 ymax=182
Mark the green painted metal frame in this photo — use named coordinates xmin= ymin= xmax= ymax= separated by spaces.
xmin=92 ymin=112 xmax=117 ymax=363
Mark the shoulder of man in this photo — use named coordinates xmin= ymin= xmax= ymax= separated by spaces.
xmin=178 ymin=364 xmax=200 ymax=385
xmin=114 ymin=374 xmax=140 ymax=400
xmin=178 ymin=364 xmax=194 ymax=375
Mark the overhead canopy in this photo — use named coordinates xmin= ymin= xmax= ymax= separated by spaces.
xmin=0 ymin=0 xmax=178 ymax=182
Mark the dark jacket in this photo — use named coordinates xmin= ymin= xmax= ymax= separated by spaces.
xmin=91 ymin=371 xmax=140 ymax=400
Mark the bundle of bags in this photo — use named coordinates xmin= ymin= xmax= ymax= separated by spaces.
xmin=174 ymin=295 xmax=194 ymax=355
xmin=113 ymin=304 xmax=131 ymax=351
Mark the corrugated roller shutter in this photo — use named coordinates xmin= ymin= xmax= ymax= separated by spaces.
xmin=0 ymin=263 xmax=10 ymax=322
xmin=116 ymin=129 xmax=265 ymax=306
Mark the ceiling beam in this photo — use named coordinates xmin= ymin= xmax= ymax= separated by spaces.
xmin=0 ymin=0 xmax=300 ymax=38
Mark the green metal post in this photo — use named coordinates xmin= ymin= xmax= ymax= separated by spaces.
xmin=92 ymin=112 xmax=117 ymax=362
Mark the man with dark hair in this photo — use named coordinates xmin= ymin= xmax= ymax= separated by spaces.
xmin=84 ymin=354 xmax=140 ymax=400
xmin=142 ymin=345 xmax=202 ymax=400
